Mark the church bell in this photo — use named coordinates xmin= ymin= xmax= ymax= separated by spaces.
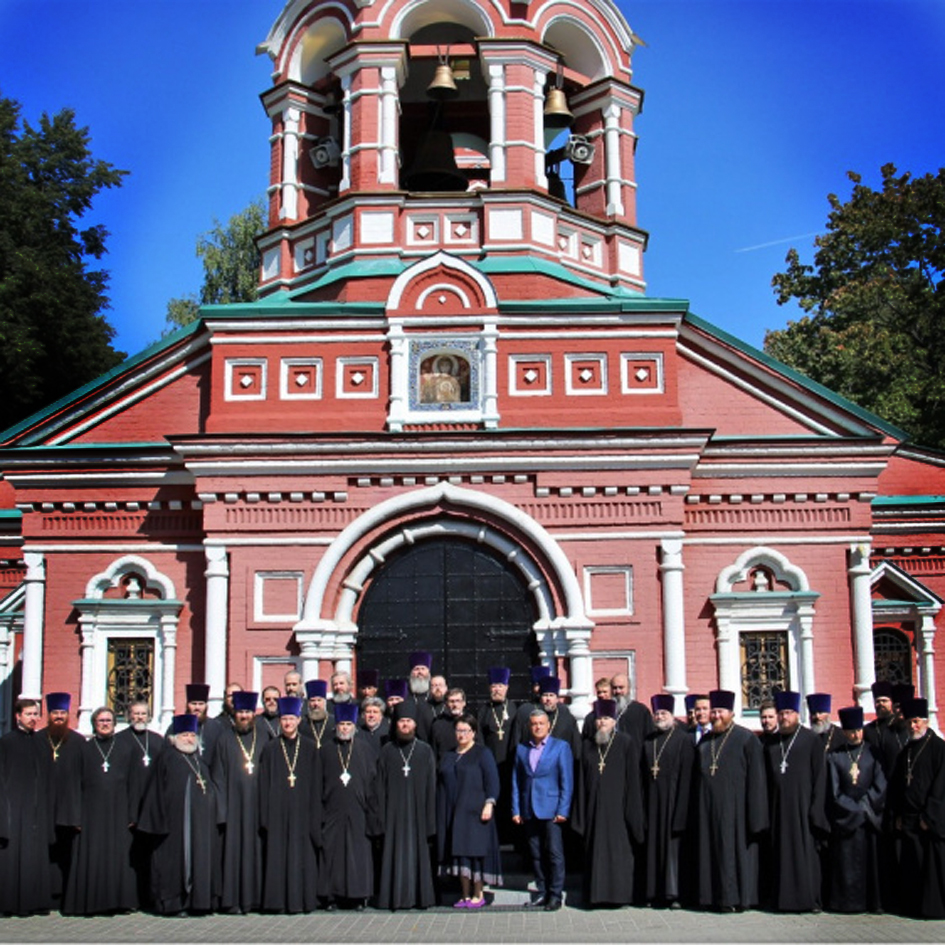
xmin=427 ymin=62 xmax=459 ymax=100
xmin=543 ymin=86 xmax=574 ymax=129
xmin=404 ymin=129 xmax=468 ymax=193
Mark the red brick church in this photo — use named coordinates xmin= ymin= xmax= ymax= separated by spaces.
xmin=1 ymin=0 xmax=942 ymax=734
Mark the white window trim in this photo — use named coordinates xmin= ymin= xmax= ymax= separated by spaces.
xmin=254 ymin=571 xmax=305 ymax=623
xmin=565 ymin=352 xmax=608 ymax=396
xmin=225 ymin=358 xmax=268 ymax=401
xmin=509 ymin=353 xmax=552 ymax=396
xmin=620 ymin=352 xmax=665 ymax=395
xmin=336 ymin=356 xmax=379 ymax=399
xmin=584 ymin=565 xmax=633 ymax=616
xmin=280 ymin=358 xmax=323 ymax=401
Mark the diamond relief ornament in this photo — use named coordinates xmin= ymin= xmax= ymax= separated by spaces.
xmin=350 ymin=371 xmax=366 ymax=386
xmin=416 ymin=224 xmax=431 ymax=239
xmin=579 ymin=368 xmax=594 ymax=383
xmin=635 ymin=367 xmax=650 ymax=382
xmin=523 ymin=368 xmax=539 ymax=384
xmin=454 ymin=223 xmax=468 ymax=237
xmin=240 ymin=374 xmax=254 ymax=389
xmin=295 ymin=373 xmax=309 ymax=387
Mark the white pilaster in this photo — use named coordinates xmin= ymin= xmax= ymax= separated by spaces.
xmin=848 ymin=542 xmax=875 ymax=710
xmin=659 ymin=538 xmax=687 ymax=715
xmin=280 ymin=106 xmax=300 ymax=220
xmin=482 ymin=319 xmax=499 ymax=429
xmin=386 ymin=320 xmax=408 ymax=432
xmin=204 ymin=545 xmax=229 ymax=717
xmin=339 ymin=74 xmax=353 ymax=192
xmin=379 ymin=65 xmax=399 ymax=185
xmin=565 ymin=625 xmax=594 ymax=721
xmin=533 ymin=67 xmax=549 ymax=188
xmin=604 ymin=102 xmax=624 ymax=217
xmin=20 ymin=551 xmax=45 ymax=698
xmin=77 ymin=615 xmax=96 ymax=731
xmin=919 ymin=613 xmax=938 ymax=731
xmin=487 ymin=64 xmax=506 ymax=183
xmin=161 ymin=615 xmax=178 ymax=732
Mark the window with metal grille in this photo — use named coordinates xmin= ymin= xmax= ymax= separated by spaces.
xmin=873 ymin=627 xmax=913 ymax=687
xmin=107 ymin=638 xmax=154 ymax=723
xmin=740 ymin=630 xmax=788 ymax=709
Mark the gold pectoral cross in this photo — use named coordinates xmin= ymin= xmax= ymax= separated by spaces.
xmin=651 ymin=761 xmax=660 ymax=779
xmin=598 ymin=759 xmax=606 ymax=774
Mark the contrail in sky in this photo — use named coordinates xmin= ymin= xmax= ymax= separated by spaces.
xmin=734 ymin=232 xmax=822 ymax=253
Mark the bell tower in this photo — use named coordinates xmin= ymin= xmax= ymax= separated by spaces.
xmin=256 ymin=0 xmax=647 ymax=303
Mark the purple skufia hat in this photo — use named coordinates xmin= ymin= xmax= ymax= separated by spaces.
xmin=357 ymin=669 xmax=380 ymax=688
xmin=172 ymin=713 xmax=199 ymax=735
xmin=277 ymin=696 xmax=303 ymax=717
xmin=185 ymin=683 xmax=210 ymax=703
xmin=838 ymin=706 xmax=864 ymax=730
xmin=232 ymin=691 xmax=258 ymax=712
xmin=594 ymin=698 xmax=617 ymax=719
xmin=709 ymin=689 xmax=735 ymax=711
xmin=408 ymin=651 xmax=432 ymax=670
xmin=488 ymin=667 xmax=511 ymax=685
xmin=45 ymin=692 xmax=71 ymax=713
xmin=305 ymin=679 xmax=328 ymax=699
xmin=385 ymin=678 xmax=408 ymax=700
xmin=538 ymin=676 xmax=560 ymax=695
xmin=684 ymin=694 xmax=698 ymax=712
xmin=334 ymin=702 xmax=359 ymax=725
xmin=806 ymin=692 xmax=831 ymax=715
xmin=651 ymin=693 xmax=675 ymax=714
xmin=775 ymin=691 xmax=801 ymax=713
xmin=531 ymin=665 xmax=553 ymax=684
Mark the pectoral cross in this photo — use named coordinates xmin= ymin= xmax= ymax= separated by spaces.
xmin=779 ymin=760 xmax=788 ymax=775
xmin=245 ymin=760 xmax=255 ymax=775
xmin=651 ymin=761 xmax=660 ymax=779
xmin=52 ymin=748 xmax=59 ymax=762
xmin=102 ymin=760 xmax=110 ymax=773
xmin=497 ymin=729 xmax=504 ymax=741
xmin=288 ymin=772 xmax=297 ymax=788
xmin=850 ymin=762 xmax=859 ymax=785
xmin=709 ymin=760 xmax=719 ymax=777
xmin=340 ymin=771 xmax=352 ymax=787
xmin=143 ymin=754 xmax=150 ymax=767
xmin=906 ymin=771 xmax=913 ymax=786
xmin=196 ymin=773 xmax=207 ymax=794
xmin=598 ymin=758 xmax=607 ymax=774
xmin=402 ymin=763 xmax=411 ymax=777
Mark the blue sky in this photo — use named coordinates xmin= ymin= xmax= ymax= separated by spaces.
xmin=2 ymin=0 xmax=943 ymax=360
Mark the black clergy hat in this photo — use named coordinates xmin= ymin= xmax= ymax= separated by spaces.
xmin=392 ymin=700 xmax=418 ymax=723
xmin=838 ymin=706 xmax=864 ymax=730
xmin=871 ymin=680 xmax=894 ymax=701
xmin=651 ymin=693 xmax=675 ymax=714
xmin=357 ymin=668 xmax=380 ymax=688
xmin=185 ymin=683 xmax=210 ymax=703
xmin=903 ymin=698 xmax=928 ymax=720
xmin=709 ymin=689 xmax=735 ymax=711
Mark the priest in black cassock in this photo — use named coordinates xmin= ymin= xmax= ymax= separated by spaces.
xmin=693 ymin=689 xmax=768 ymax=912
xmin=572 ymin=698 xmax=644 ymax=907
xmin=62 ymin=706 xmax=138 ymax=915
xmin=641 ymin=693 xmax=694 ymax=908
xmin=478 ymin=667 xmax=516 ymax=841
xmin=358 ymin=696 xmax=390 ymax=753
xmin=0 ymin=697 xmax=54 ymax=917
xmin=138 ymin=713 xmax=223 ymax=915
xmin=118 ymin=699 xmax=165 ymax=909
xmin=373 ymin=700 xmax=437 ymax=911
xmin=824 ymin=706 xmax=886 ymax=913
xmin=299 ymin=679 xmax=334 ymax=749
xmin=257 ymin=686 xmax=282 ymax=741
xmin=761 ymin=690 xmax=829 ymax=912
xmin=508 ymin=665 xmax=553 ymax=752
xmin=39 ymin=692 xmax=83 ymax=907
xmin=257 ymin=696 xmax=322 ymax=914
xmin=317 ymin=702 xmax=377 ymax=909
xmin=163 ymin=683 xmax=223 ymax=768
xmin=612 ymin=673 xmax=656 ymax=750
xmin=211 ymin=690 xmax=266 ymax=914
xmin=888 ymin=697 xmax=945 ymax=919
xmin=536 ymin=675 xmax=581 ymax=760
xmin=864 ymin=680 xmax=909 ymax=779
xmin=407 ymin=651 xmax=437 ymax=743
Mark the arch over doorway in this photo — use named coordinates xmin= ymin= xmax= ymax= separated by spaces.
xmin=294 ymin=482 xmax=595 ymax=715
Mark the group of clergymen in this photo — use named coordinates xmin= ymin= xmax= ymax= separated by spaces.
xmin=0 ymin=651 xmax=942 ymax=920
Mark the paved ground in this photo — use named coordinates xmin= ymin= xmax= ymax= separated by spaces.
xmin=1 ymin=903 xmax=942 ymax=943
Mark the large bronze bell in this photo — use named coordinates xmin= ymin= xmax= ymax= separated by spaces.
xmin=544 ymin=87 xmax=573 ymax=129
xmin=427 ymin=62 xmax=459 ymax=100
xmin=404 ymin=129 xmax=468 ymax=192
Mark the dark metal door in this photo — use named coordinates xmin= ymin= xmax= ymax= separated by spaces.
xmin=356 ymin=538 xmax=538 ymax=704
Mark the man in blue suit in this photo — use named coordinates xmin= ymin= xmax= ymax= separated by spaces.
xmin=512 ymin=707 xmax=574 ymax=911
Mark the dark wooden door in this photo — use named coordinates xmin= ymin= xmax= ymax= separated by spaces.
xmin=356 ymin=538 xmax=538 ymax=704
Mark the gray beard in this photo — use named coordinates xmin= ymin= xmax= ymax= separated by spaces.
xmin=811 ymin=720 xmax=829 ymax=736
xmin=175 ymin=741 xmax=198 ymax=755
xmin=409 ymin=676 xmax=430 ymax=696
xmin=594 ymin=728 xmax=613 ymax=746
xmin=615 ymin=695 xmax=629 ymax=713
xmin=332 ymin=692 xmax=352 ymax=704
xmin=336 ymin=730 xmax=353 ymax=742
xmin=308 ymin=707 xmax=327 ymax=722
xmin=654 ymin=717 xmax=674 ymax=733
xmin=911 ymin=729 xmax=927 ymax=742
xmin=132 ymin=721 xmax=148 ymax=733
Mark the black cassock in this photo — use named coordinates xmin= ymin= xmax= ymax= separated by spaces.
xmin=888 ymin=729 xmax=945 ymax=919
xmin=617 ymin=700 xmax=656 ymax=749
xmin=641 ymin=723 xmax=694 ymax=905
xmin=825 ymin=740 xmax=885 ymax=913
xmin=62 ymin=734 xmax=137 ymax=915
xmin=211 ymin=725 xmax=266 ymax=913
xmin=572 ymin=731 xmax=644 ymax=906
xmin=864 ymin=717 xmax=909 ymax=779
xmin=694 ymin=723 xmax=768 ymax=909
xmin=373 ymin=736 xmax=437 ymax=910
xmin=0 ymin=728 xmax=54 ymax=916
xmin=257 ymin=733 xmax=322 ymax=913
xmin=138 ymin=747 xmax=223 ymax=914
xmin=317 ymin=735 xmax=377 ymax=902
xmin=762 ymin=726 xmax=828 ymax=911
xmin=40 ymin=726 xmax=83 ymax=903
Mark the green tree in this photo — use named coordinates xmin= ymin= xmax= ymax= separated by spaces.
xmin=165 ymin=199 xmax=266 ymax=330
xmin=765 ymin=164 xmax=945 ymax=448
xmin=0 ymin=93 xmax=127 ymax=428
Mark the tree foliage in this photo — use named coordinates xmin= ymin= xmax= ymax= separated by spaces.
xmin=765 ymin=164 xmax=945 ymax=448
xmin=165 ymin=199 xmax=266 ymax=331
xmin=0 ymin=93 xmax=127 ymax=428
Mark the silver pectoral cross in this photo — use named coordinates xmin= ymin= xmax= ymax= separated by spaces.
xmin=402 ymin=763 xmax=411 ymax=777
xmin=779 ymin=760 xmax=788 ymax=774
xmin=102 ymin=760 xmax=110 ymax=773
xmin=143 ymin=754 xmax=150 ymax=767
xmin=245 ymin=760 xmax=255 ymax=775
xmin=340 ymin=771 xmax=352 ymax=787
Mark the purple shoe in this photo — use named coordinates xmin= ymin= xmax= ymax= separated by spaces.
xmin=467 ymin=897 xmax=486 ymax=909
xmin=453 ymin=898 xmax=469 ymax=909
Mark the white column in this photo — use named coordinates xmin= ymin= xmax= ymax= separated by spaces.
xmin=848 ymin=542 xmax=875 ymax=710
xmin=280 ymin=106 xmax=300 ymax=220
xmin=533 ymin=67 xmax=548 ymax=188
xmin=603 ymin=102 xmax=624 ymax=217
xmin=660 ymin=538 xmax=687 ymax=715
xmin=77 ymin=616 xmax=96 ymax=732
xmin=797 ymin=601 xmax=817 ymax=714
xmin=386 ymin=321 xmax=408 ymax=431
xmin=487 ymin=64 xmax=506 ymax=183
xmin=918 ymin=613 xmax=939 ymax=731
xmin=339 ymin=74 xmax=353 ymax=193
xmin=300 ymin=638 xmax=321 ymax=683
xmin=160 ymin=617 xmax=178 ymax=732
xmin=379 ymin=65 xmax=399 ymax=185
xmin=715 ymin=612 xmax=739 ymax=703
xmin=482 ymin=319 xmax=499 ymax=429
xmin=565 ymin=626 xmax=594 ymax=722
xmin=204 ymin=545 xmax=229 ymax=717
xmin=20 ymin=551 xmax=45 ymax=698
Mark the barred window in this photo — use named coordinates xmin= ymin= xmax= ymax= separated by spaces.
xmin=873 ymin=628 xmax=912 ymax=687
xmin=107 ymin=638 xmax=154 ymax=723
xmin=740 ymin=630 xmax=788 ymax=709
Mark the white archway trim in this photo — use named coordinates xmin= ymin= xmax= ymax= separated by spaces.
xmin=387 ymin=252 xmax=497 ymax=311
xmin=416 ymin=283 xmax=473 ymax=310
xmin=541 ymin=13 xmax=612 ymax=82
xmin=76 ymin=555 xmax=181 ymax=735
xmin=86 ymin=554 xmax=178 ymax=601
xmin=715 ymin=545 xmax=810 ymax=594
xmin=387 ymin=0 xmax=496 ymax=40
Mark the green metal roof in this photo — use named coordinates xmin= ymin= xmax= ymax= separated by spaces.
xmin=872 ymin=495 xmax=945 ymax=508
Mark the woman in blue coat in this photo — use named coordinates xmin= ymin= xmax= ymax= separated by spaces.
xmin=436 ymin=713 xmax=503 ymax=908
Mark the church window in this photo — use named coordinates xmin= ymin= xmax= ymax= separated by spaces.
xmin=873 ymin=627 xmax=913 ymax=686
xmin=740 ymin=630 xmax=789 ymax=709
xmin=107 ymin=637 xmax=154 ymax=723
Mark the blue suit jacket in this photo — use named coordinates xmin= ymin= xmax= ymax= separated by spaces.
xmin=511 ymin=735 xmax=573 ymax=821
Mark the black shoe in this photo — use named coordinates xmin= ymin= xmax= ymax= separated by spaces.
xmin=526 ymin=895 xmax=548 ymax=908
xmin=544 ymin=898 xmax=563 ymax=912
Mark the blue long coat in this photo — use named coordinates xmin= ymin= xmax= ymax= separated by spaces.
xmin=436 ymin=743 xmax=501 ymax=861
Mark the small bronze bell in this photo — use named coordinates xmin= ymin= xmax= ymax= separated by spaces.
xmin=543 ymin=87 xmax=573 ymax=129
xmin=427 ymin=62 xmax=459 ymax=100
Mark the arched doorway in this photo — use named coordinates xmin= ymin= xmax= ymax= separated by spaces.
xmin=356 ymin=537 xmax=538 ymax=703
